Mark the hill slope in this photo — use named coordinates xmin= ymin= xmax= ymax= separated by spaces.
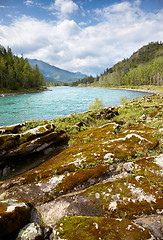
xmin=28 ymin=59 xmax=87 ymax=83
xmin=72 ymin=41 xmax=163 ymax=87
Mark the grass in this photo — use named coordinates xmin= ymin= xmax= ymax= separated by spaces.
xmin=52 ymin=111 xmax=108 ymax=136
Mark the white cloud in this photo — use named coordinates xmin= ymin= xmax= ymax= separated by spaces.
xmin=0 ymin=5 xmax=9 ymax=8
xmin=0 ymin=1 xmax=163 ymax=75
xmin=0 ymin=15 xmax=51 ymax=53
xmin=49 ymin=0 xmax=78 ymax=18
xmin=24 ymin=0 xmax=34 ymax=7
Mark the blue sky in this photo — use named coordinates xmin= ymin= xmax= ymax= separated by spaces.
xmin=0 ymin=0 xmax=163 ymax=75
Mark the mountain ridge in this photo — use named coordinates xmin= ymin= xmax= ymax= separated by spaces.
xmin=28 ymin=58 xmax=87 ymax=83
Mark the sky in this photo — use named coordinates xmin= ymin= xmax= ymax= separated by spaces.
xmin=0 ymin=0 xmax=163 ymax=76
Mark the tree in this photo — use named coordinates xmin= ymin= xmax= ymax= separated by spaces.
xmin=0 ymin=45 xmax=44 ymax=91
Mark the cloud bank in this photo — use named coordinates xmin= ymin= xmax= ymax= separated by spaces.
xmin=0 ymin=0 xmax=163 ymax=75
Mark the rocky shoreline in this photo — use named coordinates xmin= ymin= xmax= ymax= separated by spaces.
xmin=0 ymin=93 xmax=162 ymax=240
xmin=110 ymin=87 xmax=157 ymax=94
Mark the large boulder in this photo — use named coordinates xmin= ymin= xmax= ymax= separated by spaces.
xmin=35 ymin=156 xmax=163 ymax=224
xmin=0 ymin=198 xmax=31 ymax=238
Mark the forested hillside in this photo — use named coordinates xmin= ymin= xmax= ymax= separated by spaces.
xmin=72 ymin=42 xmax=163 ymax=87
xmin=0 ymin=45 xmax=44 ymax=91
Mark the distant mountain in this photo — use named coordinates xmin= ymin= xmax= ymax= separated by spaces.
xmin=28 ymin=59 xmax=87 ymax=83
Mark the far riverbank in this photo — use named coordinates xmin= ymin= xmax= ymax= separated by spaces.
xmin=72 ymin=85 xmax=163 ymax=94
xmin=0 ymin=88 xmax=50 ymax=97
xmin=109 ymin=87 xmax=157 ymax=94
xmin=106 ymin=85 xmax=163 ymax=94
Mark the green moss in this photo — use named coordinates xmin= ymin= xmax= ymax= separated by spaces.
xmin=53 ymin=164 xmax=109 ymax=195
xmin=55 ymin=216 xmax=151 ymax=240
xmin=135 ymin=157 xmax=163 ymax=191
xmin=85 ymin=173 xmax=163 ymax=219
xmin=1 ymin=119 xmax=160 ymax=207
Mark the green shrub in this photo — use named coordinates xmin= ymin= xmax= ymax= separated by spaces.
xmin=120 ymin=96 xmax=128 ymax=105
xmin=89 ymin=97 xmax=104 ymax=112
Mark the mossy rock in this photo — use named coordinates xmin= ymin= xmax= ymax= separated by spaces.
xmin=6 ymin=131 xmax=65 ymax=158
xmin=0 ymin=123 xmax=26 ymax=134
xmin=0 ymin=134 xmax=20 ymax=151
xmin=19 ymin=123 xmax=55 ymax=144
xmin=134 ymin=157 xmax=163 ymax=191
xmin=0 ymin=123 xmax=160 ymax=205
xmin=0 ymin=199 xmax=31 ymax=238
xmin=0 ymin=127 xmax=67 ymax=161
xmin=53 ymin=216 xmax=151 ymax=240
xmin=85 ymin=173 xmax=162 ymax=219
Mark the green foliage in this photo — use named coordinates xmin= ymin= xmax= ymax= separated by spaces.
xmin=68 ymin=139 xmax=76 ymax=146
xmin=25 ymin=118 xmax=38 ymax=130
xmin=22 ymin=118 xmax=48 ymax=131
xmin=71 ymin=75 xmax=94 ymax=86
xmin=83 ymin=136 xmax=92 ymax=143
xmin=89 ymin=97 xmax=104 ymax=112
xmin=120 ymin=96 xmax=128 ymax=105
xmin=0 ymin=45 xmax=44 ymax=91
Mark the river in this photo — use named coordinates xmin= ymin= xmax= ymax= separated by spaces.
xmin=0 ymin=87 xmax=151 ymax=126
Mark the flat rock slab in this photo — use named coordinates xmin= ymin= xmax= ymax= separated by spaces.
xmin=51 ymin=216 xmax=153 ymax=240
xmin=0 ymin=123 xmax=160 ymax=206
xmin=36 ymin=158 xmax=163 ymax=226
xmin=134 ymin=215 xmax=163 ymax=239
xmin=0 ymin=122 xmax=67 ymax=160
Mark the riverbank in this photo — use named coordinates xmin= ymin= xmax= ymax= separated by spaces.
xmin=109 ymin=85 xmax=163 ymax=94
xmin=0 ymin=87 xmax=48 ymax=97
xmin=94 ymin=85 xmax=162 ymax=94
xmin=109 ymin=87 xmax=157 ymax=94
xmin=72 ymin=84 xmax=163 ymax=94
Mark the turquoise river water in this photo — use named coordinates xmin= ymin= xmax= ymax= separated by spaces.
xmin=0 ymin=87 xmax=151 ymax=126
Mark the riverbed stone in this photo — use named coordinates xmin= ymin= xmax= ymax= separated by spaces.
xmin=16 ymin=222 xmax=43 ymax=240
